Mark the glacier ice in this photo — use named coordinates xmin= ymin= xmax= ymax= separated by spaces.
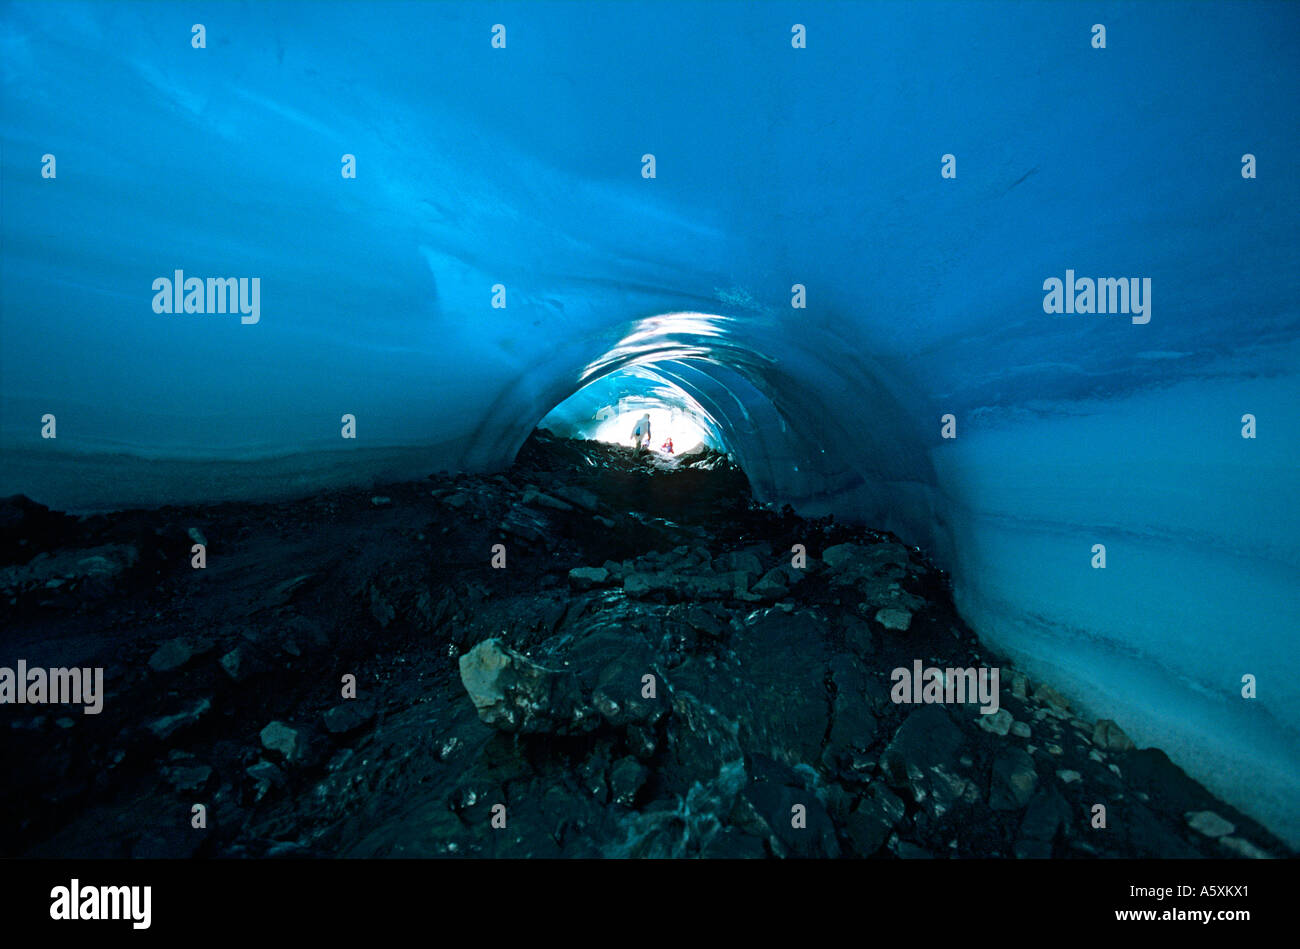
xmin=1 ymin=1 xmax=1298 ymax=843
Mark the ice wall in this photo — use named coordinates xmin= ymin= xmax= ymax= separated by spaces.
xmin=2 ymin=2 xmax=1297 ymax=842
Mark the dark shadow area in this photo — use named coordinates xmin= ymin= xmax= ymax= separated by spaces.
xmin=0 ymin=431 xmax=1289 ymax=859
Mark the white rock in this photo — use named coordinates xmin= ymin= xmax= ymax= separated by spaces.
xmin=978 ymin=708 xmax=1013 ymax=736
xmin=1218 ymin=836 xmax=1270 ymax=859
xmin=1186 ymin=810 xmax=1235 ymax=838
xmin=874 ymin=607 xmax=912 ymax=631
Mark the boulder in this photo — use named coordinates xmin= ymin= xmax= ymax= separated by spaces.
xmin=874 ymin=607 xmax=912 ymax=631
xmin=1033 ymin=683 xmax=1071 ymax=712
xmin=609 ymin=758 xmax=649 ymax=806
xmin=844 ymin=782 xmax=907 ymax=856
xmin=990 ymin=747 xmax=1039 ymax=811
xmin=146 ymin=698 xmax=211 ymax=741
xmin=260 ymin=721 xmax=309 ymax=763
xmin=1218 ymin=836 xmax=1270 ymax=859
xmin=978 ymin=708 xmax=1014 ymax=736
xmin=567 ymin=566 xmax=610 ymax=591
xmin=219 ymin=645 xmax=254 ymax=682
xmin=161 ymin=763 xmax=213 ymax=793
xmin=458 ymin=638 xmax=595 ymax=735
xmin=148 ymin=638 xmax=194 ymax=673
xmin=718 ymin=550 xmax=763 ymax=579
xmin=550 ymin=485 xmax=601 ymax=512
xmin=880 ymin=706 xmax=968 ymax=819
xmin=750 ymin=568 xmax=788 ymax=600
xmin=323 ymin=701 xmax=375 ymax=735
xmin=1185 ymin=810 xmax=1235 ymax=838
xmin=521 ymin=488 xmax=574 ymax=512
xmin=1015 ymin=786 xmax=1071 ymax=858
xmin=1092 ymin=718 xmax=1136 ymax=752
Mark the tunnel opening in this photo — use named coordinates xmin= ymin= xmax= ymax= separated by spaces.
xmin=535 ymin=366 xmax=725 ymax=458
xmin=500 ymin=308 xmax=950 ymax=573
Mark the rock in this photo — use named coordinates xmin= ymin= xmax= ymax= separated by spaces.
xmin=1015 ymin=786 xmax=1071 ymax=858
xmin=740 ymin=757 xmax=841 ymax=858
xmin=457 ymin=638 xmax=595 ymax=735
xmin=146 ymin=698 xmax=211 ymax=741
xmin=0 ymin=495 xmax=74 ymax=564
xmin=892 ymin=839 xmax=934 ymax=859
xmin=568 ymin=566 xmax=610 ymax=591
xmin=844 ymin=782 xmax=907 ymax=856
xmin=1010 ymin=721 xmax=1031 ymax=738
xmin=580 ymin=756 xmax=609 ymax=803
xmin=1218 ymin=836 xmax=1270 ymax=859
xmin=550 ymin=485 xmax=600 ymax=512
xmin=521 ymin=487 xmax=573 ymax=511
xmin=978 ymin=708 xmax=1014 ymax=736
xmin=1092 ymin=718 xmax=1136 ymax=752
xmin=990 ymin=747 xmax=1039 ymax=811
xmin=826 ymin=654 xmax=878 ymax=754
xmin=626 ymin=722 xmax=657 ymax=760
xmin=609 ymin=758 xmax=648 ymax=806
xmin=683 ymin=571 xmax=744 ymax=599
xmin=282 ymin=616 xmax=327 ymax=653
xmin=260 ymin=721 xmax=308 ymax=764
xmin=0 ymin=543 xmax=140 ymax=597
xmin=246 ymin=760 xmax=287 ymax=797
xmin=1122 ymin=748 xmax=1206 ymax=815
xmin=623 ymin=572 xmax=660 ymax=598
xmin=623 ymin=570 xmax=739 ymax=601
xmin=719 ymin=550 xmax=763 ymax=579
xmin=1056 ymin=769 xmax=1082 ymax=784
xmin=499 ymin=509 xmax=547 ymax=544
xmin=1033 ymin=683 xmax=1071 ymax=711
xmin=148 ymin=638 xmax=194 ymax=673
xmin=750 ymin=568 xmax=789 ymax=600
xmin=874 ymin=607 xmax=912 ymax=631
xmin=186 ymin=527 xmax=208 ymax=546
xmin=822 ymin=542 xmax=910 ymax=586
xmin=323 ymin=701 xmax=375 ymax=735
xmin=267 ymin=573 xmax=315 ymax=606
xmin=1010 ymin=672 xmax=1029 ymax=699
xmin=414 ymin=589 xmax=456 ymax=632
xmin=681 ymin=604 xmax=728 ymax=640
xmin=880 ymin=706 xmax=968 ymax=819
xmin=370 ymin=495 xmax=391 ymax=506
xmin=1185 ymin=810 xmax=1235 ymax=838
xmin=162 ymin=763 xmax=213 ymax=793
xmin=219 ymin=646 xmax=253 ymax=682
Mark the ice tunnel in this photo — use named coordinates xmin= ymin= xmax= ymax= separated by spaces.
xmin=1 ymin=1 xmax=1298 ymax=844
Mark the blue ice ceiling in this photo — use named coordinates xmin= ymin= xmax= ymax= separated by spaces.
xmin=2 ymin=1 xmax=1298 ymax=844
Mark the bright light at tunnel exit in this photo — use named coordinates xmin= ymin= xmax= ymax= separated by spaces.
xmin=590 ymin=407 xmax=711 ymax=455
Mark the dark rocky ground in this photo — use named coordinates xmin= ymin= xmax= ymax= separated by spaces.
xmin=0 ymin=431 xmax=1291 ymax=859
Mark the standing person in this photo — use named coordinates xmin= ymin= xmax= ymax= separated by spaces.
xmin=631 ymin=413 xmax=652 ymax=451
